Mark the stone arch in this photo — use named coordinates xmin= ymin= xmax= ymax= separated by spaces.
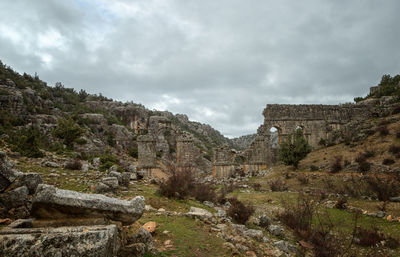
xmin=269 ymin=126 xmax=282 ymax=148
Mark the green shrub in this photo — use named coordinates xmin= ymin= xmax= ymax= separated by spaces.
xmin=129 ymin=146 xmax=138 ymax=158
xmin=10 ymin=126 xmax=44 ymax=158
xmin=98 ymin=154 xmax=119 ymax=172
xmin=54 ymin=118 xmax=85 ymax=150
xmin=75 ymin=137 xmax=87 ymax=145
xmin=279 ymin=129 xmax=312 ymax=168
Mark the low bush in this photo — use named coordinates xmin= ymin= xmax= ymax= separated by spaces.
xmin=158 ymin=166 xmax=195 ymax=200
xmin=355 ymin=153 xmax=371 ymax=172
xmin=358 ymin=161 xmax=371 ymax=172
xmin=269 ymin=178 xmax=288 ymax=192
xmin=389 ymin=145 xmax=400 ymax=155
xmin=98 ymin=154 xmax=119 ymax=172
xmin=128 ymin=146 xmax=138 ymax=158
xmin=278 ymin=193 xmax=314 ymax=233
xmin=310 ymin=165 xmax=319 ymax=171
xmin=330 ymin=155 xmax=342 ymax=173
xmin=191 ymin=183 xmax=217 ymax=203
xmin=9 ymin=126 xmax=44 ymax=158
xmin=366 ymin=175 xmax=400 ymax=201
xmin=382 ymin=158 xmax=395 ymax=165
xmin=226 ymin=197 xmax=254 ymax=224
xmin=252 ymin=183 xmax=262 ymax=191
xmin=356 ymin=227 xmax=385 ymax=247
xmin=65 ymin=159 xmax=82 ymax=170
xmin=363 ymin=149 xmax=376 ymax=158
xmin=376 ymin=125 xmax=389 ymax=136
xmin=334 ymin=197 xmax=347 ymax=209
xmin=54 ymin=118 xmax=85 ymax=150
xmin=296 ymin=174 xmax=309 ymax=185
xmin=278 ymin=194 xmax=340 ymax=257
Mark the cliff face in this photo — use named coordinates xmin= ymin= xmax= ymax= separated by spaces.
xmin=0 ymin=62 xmax=241 ymax=169
xmin=230 ymin=134 xmax=257 ymax=150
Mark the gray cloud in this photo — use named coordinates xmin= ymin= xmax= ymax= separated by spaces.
xmin=1 ymin=0 xmax=400 ymax=137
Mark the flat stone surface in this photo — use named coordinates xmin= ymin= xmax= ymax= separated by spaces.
xmin=187 ymin=207 xmax=212 ymax=218
xmin=0 ymin=224 xmax=120 ymax=257
xmin=32 ymin=184 xmax=145 ymax=225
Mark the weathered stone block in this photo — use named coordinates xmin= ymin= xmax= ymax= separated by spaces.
xmin=0 ymin=224 xmax=120 ymax=257
xmin=102 ymin=177 xmax=119 ymax=189
xmin=0 ymin=186 xmax=28 ymax=209
xmin=32 ymin=184 xmax=145 ymax=225
xmin=12 ymin=173 xmax=43 ymax=194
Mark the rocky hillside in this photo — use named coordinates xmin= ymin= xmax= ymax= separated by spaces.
xmin=230 ymin=134 xmax=257 ymax=150
xmin=0 ymin=61 xmax=239 ymax=169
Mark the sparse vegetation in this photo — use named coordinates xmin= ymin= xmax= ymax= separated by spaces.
xmin=226 ymin=197 xmax=254 ymax=224
xmin=64 ymin=159 xmax=83 ymax=170
xmin=330 ymin=155 xmax=342 ymax=173
xmin=54 ymin=118 xmax=85 ymax=150
xmin=269 ymin=178 xmax=288 ymax=192
xmin=158 ymin=166 xmax=195 ymax=200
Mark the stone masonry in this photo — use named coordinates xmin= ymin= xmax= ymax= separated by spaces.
xmin=137 ymin=134 xmax=157 ymax=178
xmin=176 ymin=133 xmax=196 ymax=167
xmin=261 ymin=104 xmax=375 ymax=148
xmin=212 ymin=145 xmax=235 ymax=179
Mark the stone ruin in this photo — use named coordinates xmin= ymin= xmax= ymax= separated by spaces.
xmin=260 ymin=104 xmax=374 ymax=148
xmin=137 ymin=134 xmax=158 ymax=178
xmin=212 ymin=145 xmax=236 ymax=179
xmin=212 ymin=103 xmax=378 ymax=178
xmin=0 ymin=152 xmax=152 ymax=257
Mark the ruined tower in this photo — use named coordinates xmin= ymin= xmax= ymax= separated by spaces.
xmin=137 ymin=134 xmax=157 ymax=178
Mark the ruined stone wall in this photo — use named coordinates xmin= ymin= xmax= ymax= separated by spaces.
xmin=262 ymin=104 xmax=374 ymax=148
xmin=137 ymin=134 xmax=157 ymax=174
xmin=212 ymin=145 xmax=236 ymax=178
xmin=176 ymin=134 xmax=195 ymax=167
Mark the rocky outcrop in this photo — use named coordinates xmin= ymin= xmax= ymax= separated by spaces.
xmin=32 ymin=184 xmax=145 ymax=225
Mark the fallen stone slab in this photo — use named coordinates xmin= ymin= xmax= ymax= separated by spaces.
xmin=0 ymin=224 xmax=120 ymax=257
xmin=186 ymin=207 xmax=212 ymax=219
xmin=32 ymin=184 xmax=145 ymax=225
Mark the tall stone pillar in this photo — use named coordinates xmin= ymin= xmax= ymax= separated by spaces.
xmin=137 ymin=134 xmax=157 ymax=178
xmin=176 ymin=134 xmax=195 ymax=167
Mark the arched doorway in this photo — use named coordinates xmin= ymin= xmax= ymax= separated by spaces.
xmin=269 ymin=126 xmax=282 ymax=148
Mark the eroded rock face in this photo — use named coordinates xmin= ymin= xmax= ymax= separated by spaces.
xmin=32 ymin=184 xmax=145 ymax=225
xmin=0 ymin=224 xmax=120 ymax=257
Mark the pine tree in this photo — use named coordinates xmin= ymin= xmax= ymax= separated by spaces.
xmin=279 ymin=129 xmax=311 ymax=169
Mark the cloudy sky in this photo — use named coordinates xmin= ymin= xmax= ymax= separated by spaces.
xmin=1 ymin=0 xmax=400 ymax=137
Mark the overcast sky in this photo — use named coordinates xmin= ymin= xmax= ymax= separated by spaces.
xmin=1 ymin=0 xmax=400 ymax=138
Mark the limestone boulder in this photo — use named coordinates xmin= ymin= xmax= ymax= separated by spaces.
xmin=244 ymin=229 xmax=263 ymax=242
xmin=0 ymin=186 xmax=28 ymax=209
xmin=32 ymin=184 xmax=145 ymax=225
xmin=95 ymin=182 xmax=112 ymax=194
xmin=109 ymin=171 xmax=122 ymax=184
xmin=120 ymin=172 xmax=131 ymax=187
xmin=187 ymin=207 xmax=212 ymax=219
xmin=12 ymin=173 xmax=43 ymax=194
xmin=102 ymin=177 xmax=119 ymax=190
